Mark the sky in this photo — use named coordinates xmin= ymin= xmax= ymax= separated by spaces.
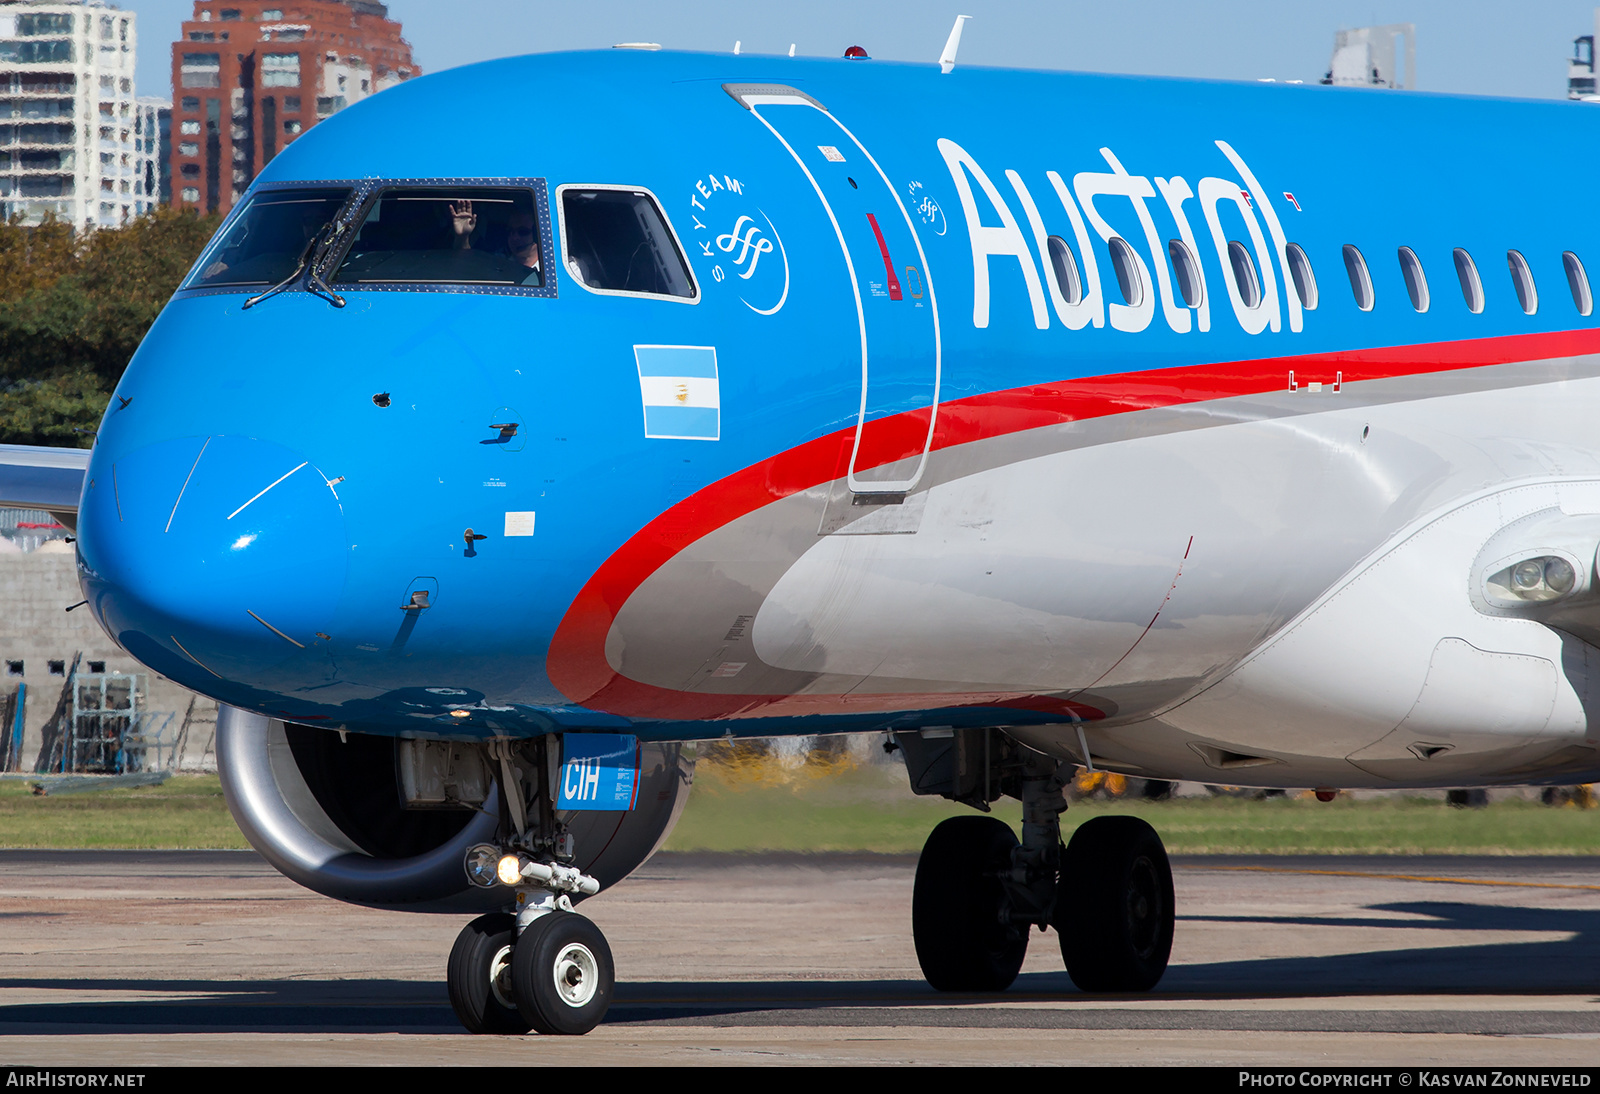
xmin=122 ymin=0 xmax=1600 ymax=104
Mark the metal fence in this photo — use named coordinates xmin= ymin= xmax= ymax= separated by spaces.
xmin=58 ymin=672 xmax=175 ymax=774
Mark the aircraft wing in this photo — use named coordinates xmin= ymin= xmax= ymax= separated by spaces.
xmin=0 ymin=443 xmax=89 ymax=531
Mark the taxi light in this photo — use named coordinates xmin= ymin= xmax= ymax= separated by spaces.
xmin=496 ymin=854 xmax=523 ymax=886
xmin=464 ymin=843 xmax=499 ymax=888
xmin=1547 ymin=557 xmax=1576 ymax=593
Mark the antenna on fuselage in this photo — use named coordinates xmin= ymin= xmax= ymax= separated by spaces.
xmin=733 ymin=40 xmax=741 ymax=54
xmin=939 ymin=14 xmax=971 ymax=74
xmin=789 ymin=43 xmax=796 ymax=57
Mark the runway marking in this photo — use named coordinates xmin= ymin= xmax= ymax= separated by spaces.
xmin=1192 ymin=863 xmax=1600 ymax=893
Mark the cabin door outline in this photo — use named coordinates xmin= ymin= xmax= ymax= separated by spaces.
xmin=736 ymin=90 xmax=942 ymax=495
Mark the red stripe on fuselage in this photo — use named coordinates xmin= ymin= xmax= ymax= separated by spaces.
xmin=548 ymin=328 xmax=1600 ymax=719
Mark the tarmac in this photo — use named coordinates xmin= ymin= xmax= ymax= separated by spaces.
xmin=0 ymin=849 xmax=1596 ymax=1065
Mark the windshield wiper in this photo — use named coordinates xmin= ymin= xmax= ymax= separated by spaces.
xmin=241 ymin=228 xmax=326 ymax=311
xmin=240 ymin=213 xmax=351 ymax=311
xmin=303 ymin=207 xmax=357 ymax=308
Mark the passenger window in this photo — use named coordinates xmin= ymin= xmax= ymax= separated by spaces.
xmin=1167 ymin=239 xmax=1203 ymax=308
xmin=1508 ymin=250 xmax=1538 ymax=315
xmin=1564 ymin=251 xmax=1592 ymax=317
xmin=1227 ymin=240 xmax=1261 ymax=309
xmin=1047 ymin=235 xmax=1083 ymax=305
xmin=333 ymin=187 xmax=544 ymax=287
xmin=1105 ymin=237 xmax=1143 ymax=307
xmin=1285 ymin=242 xmax=1316 ymax=310
xmin=187 ymin=187 xmax=351 ymax=287
xmin=1454 ymin=249 xmax=1484 ymax=313
xmin=561 ymin=188 xmax=695 ymax=299
xmin=1398 ymin=247 xmax=1429 ymax=312
xmin=1343 ymin=244 xmax=1374 ymax=311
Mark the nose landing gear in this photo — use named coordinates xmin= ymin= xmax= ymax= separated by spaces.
xmin=447 ymin=903 xmax=615 ymax=1036
xmin=445 ymin=738 xmax=616 ymax=1036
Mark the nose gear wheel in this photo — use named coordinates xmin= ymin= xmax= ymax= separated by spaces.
xmin=446 ymin=912 xmax=532 ymax=1035
xmin=512 ymin=911 xmax=615 ymax=1035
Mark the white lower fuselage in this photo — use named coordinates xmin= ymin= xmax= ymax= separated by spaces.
xmin=588 ymin=355 xmax=1600 ymax=789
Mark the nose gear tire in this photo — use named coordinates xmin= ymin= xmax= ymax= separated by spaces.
xmin=1056 ymin=815 xmax=1175 ymax=992
xmin=912 ymin=815 xmax=1028 ymax=991
xmin=447 ymin=912 xmax=532 ymax=1034
xmin=511 ymin=911 xmax=615 ymax=1035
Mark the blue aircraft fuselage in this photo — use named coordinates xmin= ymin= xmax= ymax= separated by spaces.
xmin=74 ymin=50 xmax=1600 ymax=764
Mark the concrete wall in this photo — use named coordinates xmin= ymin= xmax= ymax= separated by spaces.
xmin=0 ymin=539 xmax=216 ymax=771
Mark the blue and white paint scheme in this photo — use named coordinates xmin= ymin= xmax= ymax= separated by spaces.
xmin=9 ymin=40 xmax=1600 ymax=1027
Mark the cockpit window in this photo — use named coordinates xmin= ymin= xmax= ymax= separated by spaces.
xmin=560 ymin=188 xmax=695 ymax=299
xmin=331 ymin=186 xmax=544 ymax=287
xmin=186 ymin=187 xmax=351 ymax=288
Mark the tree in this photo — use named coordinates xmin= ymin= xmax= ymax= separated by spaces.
xmin=0 ymin=209 xmax=221 ymax=448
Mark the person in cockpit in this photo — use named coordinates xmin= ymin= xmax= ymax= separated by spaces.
xmin=450 ymin=199 xmax=541 ymax=284
xmin=501 ymin=210 xmax=541 ymax=278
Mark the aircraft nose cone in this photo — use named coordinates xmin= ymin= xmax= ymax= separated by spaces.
xmin=78 ymin=436 xmax=348 ymax=685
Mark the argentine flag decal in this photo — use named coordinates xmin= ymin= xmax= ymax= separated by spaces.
xmin=635 ymin=345 xmax=720 ymax=441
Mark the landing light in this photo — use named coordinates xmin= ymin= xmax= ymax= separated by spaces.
xmin=1498 ymin=555 xmax=1577 ymax=602
xmin=496 ymin=854 xmax=523 ymax=886
xmin=464 ymin=843 xmax=500 ymax=888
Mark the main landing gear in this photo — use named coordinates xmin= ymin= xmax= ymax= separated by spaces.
xmin=446 ymin=739 xmax=616 ymax=1036
xmin=908 ymin=736 xmax=1175 ymax=994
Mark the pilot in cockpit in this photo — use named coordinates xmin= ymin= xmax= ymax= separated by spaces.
xmin=449 ymin=200 xmax=541 ymax=281
xmin=501 ymin=210 xmax=541 ymax=278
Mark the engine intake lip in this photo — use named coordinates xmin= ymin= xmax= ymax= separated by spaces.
xmin=217 ymin=704 xmax=504 ymax=911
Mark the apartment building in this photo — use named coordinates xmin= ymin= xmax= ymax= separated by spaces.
xmin=170 ymin=0 xmax=415 ymax=215
xmin=0 ymin=0 xmax=160 ymax=228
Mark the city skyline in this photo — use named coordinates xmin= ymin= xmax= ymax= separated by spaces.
xmin=113 ymin=0 xmax=1600 ymax=108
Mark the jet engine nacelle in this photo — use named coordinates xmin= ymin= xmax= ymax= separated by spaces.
xmin=216 ymin=706 xmax=694 ymax=911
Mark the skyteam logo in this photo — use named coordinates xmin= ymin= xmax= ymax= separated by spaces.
xmin=635 ymin=345 xmax=720 ymax=441
xmin=717 ymin=215 xmax=774 ymax=278
xmin=686 ymin=171 xmax=790 ymax=315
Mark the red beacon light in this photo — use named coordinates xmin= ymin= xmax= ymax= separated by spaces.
xmin=844 ymin=45 xmax=870 ymax=59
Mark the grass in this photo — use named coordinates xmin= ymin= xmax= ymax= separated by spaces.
xmin=662 ymin=761 xmax=1600 ymax=856
xmin=0 ymin=774 xmax=249 ymax=849
xmin=0 ymin=763 xmax=1593 ymax=855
